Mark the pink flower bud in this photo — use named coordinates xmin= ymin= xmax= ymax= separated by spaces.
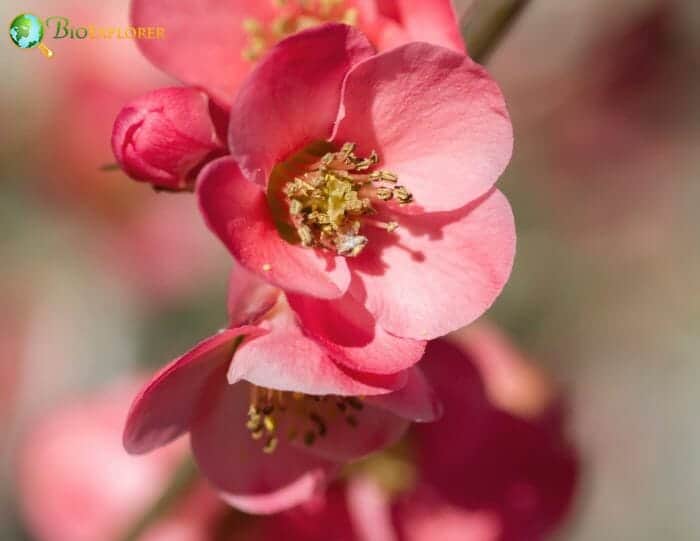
xmin=112 ymin=87 xmax=225 ymax=191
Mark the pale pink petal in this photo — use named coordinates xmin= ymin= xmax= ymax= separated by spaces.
xmin=229 ymin=301 xmax=408 ymax=396
xmin=219 ymin=471 xmax=333 ymax=515
xmin=392 ymin=0 xmax=465 ymax=53
xmin=346 ymin=476 xmax=398 ymax=541
xmin=124 ymin=326 xmax=262 ymax=454
xmin=228 ymin=24 xmax=374 ymax=186
xmin=227 ymin=265 xmax=280 ymax=327
xmin=373 ymin=16 xmax=412 ymax=52
xmin=394 ymin=492 xmax=502 ymax=541
xmin=190 ymin=379 xmax=335 ymax=514
xmin=198 ymin=157 xmax=351 ymax=299
xmin=334 ymin=42 xmax=512 ymax=213
xmin=349 ymin=190 xmax=516 ymax=340
xmin=286 ymin=287 xmax=426 ymax=375
xmin=365 ymin=367 xmax=442 ymax=422
xmin=131 ymin=0 xmax=277 ymax=105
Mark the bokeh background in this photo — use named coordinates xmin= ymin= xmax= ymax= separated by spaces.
xmin=1 ymin=0 xmax=699 ymax=539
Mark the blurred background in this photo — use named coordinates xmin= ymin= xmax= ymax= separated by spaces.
xmin=1 ymin=0 xmax=699 ymax=539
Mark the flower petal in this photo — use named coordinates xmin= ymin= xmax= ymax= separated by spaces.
xmin=198 ymin=157 xmax=351 ymax=300
xmin=349 ymin=190 xmax=516 ymax=340
xmin=190 ymin=379 xmax=336 ymax=514
xmin=228 ymin=265 xmax=280 ymax=326
xmin=414 ymin=338 xmax=579 ymax=539
xmin=131 ymin=0 xmax=277 ymax=105
xmin=286 ymin=287 xmax=426 ymax=375
xmin=346 ymin=476 xmax=399 ymax=541
xmin=289 ymin=401 xmax=409 ymax=462
xmin=229 ymin=300 xmax=408 ymax=396
xmin=228 ymin=23 xmax=374 ymax=187
xmin=218 ymin=471 xmax=333 ymax=516
xmin=123 ymin=327 xmax=262 ymax=454
xmin=365 ymin=366 xmax=442 ymax=422
xmin=334 ymin=42 xmax=512 ymax=213
xmin=391 ymin=0 xmax=465 ymax=53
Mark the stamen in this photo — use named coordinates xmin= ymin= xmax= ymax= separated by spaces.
xmin=393 ymin=186 xmax=413 ymax=205
xmin=245 ymin=386 xmax=367 ymax=454
xmin=242 ymin=0 xmax=360 ymax=62
xmin=263 ymin=436 xmax=278 ymax=454
xmin=281 ymin=142 xmax=412 ymax=257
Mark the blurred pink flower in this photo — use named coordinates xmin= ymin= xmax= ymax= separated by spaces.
xmin=255 ymin=325 xmax=579 ymax=541
xmin=199 ymin=24 xmax=515 ymax=351
xmin=111 ymin=87 xmax=228 ymax=191
xmin=124 ymin=265 xmax=441 ymax=514
xmin=27 ymin=3 xmax=229 ymax=305
xmin=17 ymin=380 xmax=223 ymax=541
xmin=131 ymin=0 xmax=465 ymax=106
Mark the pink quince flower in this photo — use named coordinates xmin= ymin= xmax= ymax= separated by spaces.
xmin=198 ymin=23 xmax=514 ymax=364
xmin=131 ymin=0 xmax=465 ymax=106
xmin=254 ymin=325 xmax=579 ymax=541
xmin=17 ymin=380 xmax=224 ymax=541
xmin=124 ymin=265 xmax=441 ymax=515
xmin=113 ymin=0 xmax=464 ymax=188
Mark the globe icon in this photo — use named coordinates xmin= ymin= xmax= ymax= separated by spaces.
xmin=9 ymin=13 xmax=44 ymax=48
xmin=8 ymin=13 xmax=53 ymax=57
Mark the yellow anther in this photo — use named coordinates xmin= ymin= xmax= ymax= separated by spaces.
xmin=375 ymin=187 xmax=393 ymax=201
xmin=262 ymin=263 xmax=272 ymax=272
xmin=263 ymin=416 xmax=276 ymax=433
xmin=393 ymin=186 xmax=413 ymax=205
xmin=263 ymin=436 xmax=279 ymax=454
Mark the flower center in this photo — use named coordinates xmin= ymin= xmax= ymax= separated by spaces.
xmin=242 ymin=0 xmax=359 ymax=62
xmin=279 ymin=142 xmax=412 ymax=257
xmin=246 ymin=385 xmax=365 ymax=454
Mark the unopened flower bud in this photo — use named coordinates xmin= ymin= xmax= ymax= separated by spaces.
xmin=111 ymin=87 xmax=225 ymax=191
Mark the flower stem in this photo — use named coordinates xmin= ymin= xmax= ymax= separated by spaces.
xmin=462 ymin=0 xmax=532 ymax=63
xmin=116 ymin=454 xmax=199 ymax=541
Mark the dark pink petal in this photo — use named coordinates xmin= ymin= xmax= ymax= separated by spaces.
xmin=365 ymin=366 xmax=442 ymax=422
xmin=198 ymin=157 xmax=351 ymax=299
xmin=289 ymin=402 xmax=409 ymax=462
xmin=227 ymin=265 xmax=280 ymax=327
xmin=123 ymin=326 xmax=262 ymax=454
xmin=190 ymin=379 xmax=336 ymax=514
xmin=334 ymin=42 xmax=512 ymax=213
xmin=349 ymin=190 xmax=516 ymax=340
xmin=228 ymin=24 xmax=374 ymax=186
xmin=254 ymin=484 xmax=358 ymax=541
xmin=131 ymin=0 xmax=277 ymax=105
xmin=111 ymin=87 xmax=224 ymax=190
xmin=415 ymin=338 xmax=579 ymax=540
xmin=392 ymin=0 xmax=465 ymax=53
xmin=230 ymin=300 xmax=408 ymax=396
xmin=286 ymin=287 xmax=426 ymax=375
